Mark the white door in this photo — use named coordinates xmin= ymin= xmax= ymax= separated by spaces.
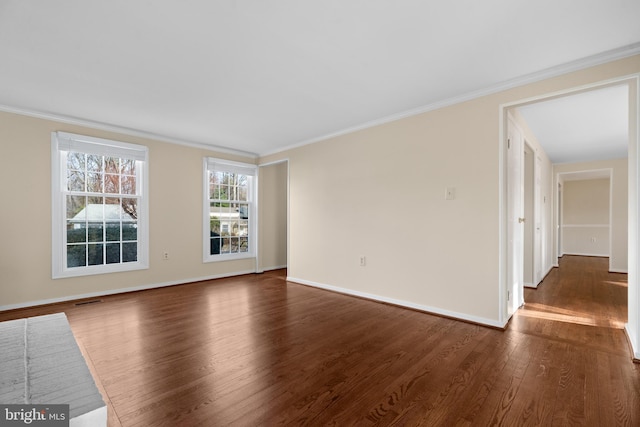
xmin=507 ymin=117 xmax=525 ymax=317
xmin=533 ymin=155 xmax=542 ymax=284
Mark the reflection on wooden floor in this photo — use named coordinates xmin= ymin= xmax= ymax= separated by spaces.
xmin=0 ymin=255 xmax=638 ymax=426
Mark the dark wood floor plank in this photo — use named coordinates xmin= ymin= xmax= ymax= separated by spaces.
xmin=1 ymin=257 xmax=639 ymax=426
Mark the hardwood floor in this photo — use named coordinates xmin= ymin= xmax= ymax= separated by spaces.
xmin=1 ymin=255 xmax=638 ymax=426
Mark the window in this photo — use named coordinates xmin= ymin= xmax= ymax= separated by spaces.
xmin=51 ymin=132 xmax=148 ymax=278
xmin=204 ymin=158 xmax=257 ymax=262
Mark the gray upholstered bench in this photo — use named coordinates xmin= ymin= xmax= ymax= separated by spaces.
xmin=0 ymin=313 xmax=107 ymax=426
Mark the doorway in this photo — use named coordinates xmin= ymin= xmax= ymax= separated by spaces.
xmin=500 ymin=76 xmax=638 ymax=351
xmin=258 ymin=159 xmax=289 ymax=273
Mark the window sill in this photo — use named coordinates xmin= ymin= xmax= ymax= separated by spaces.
xmin=203 ymin=253 xmax=255 ymax=263
xmin=53 ymin=261 xmax=149 ymax=279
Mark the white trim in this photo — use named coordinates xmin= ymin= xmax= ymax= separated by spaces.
xmin=498 ymin=100 xmax=507 ymax=325
xmin=203 ymin=157 xmax=258 ymax=263
xmin=527 ymin=265 xmax=555 ymax=288
xmin=610 ymin=169 xmax=615 ymax=274
xmin=627 ymin=72 xmax=640 ymax=360
xmin=2 ymin=45 xmax=637 ymax=159
xmin=207 ymin=157 xmax=258 ymax=176
xmin=286 ymin=161 xmax=290 ymax=282
xmin=257 ymin=158 xmax=289 ymax=273
xmin=556 ymin=168 xmax=614 ymax=270
xmin=499 ymin=75 xmax=640 ymax=111
xmin=262 ymin=265 xmax=287 ymax=272
xmin=262 ymin=43 xmax=640 ymax=157
xmin=258 ymin=158 xmax=289 ymax=167
xmin=561 ymin=224 xmax=610 ymax=228
xmin=610 ymin=268 xmax=629 ymax=274
xmin=253 ymin=168 xmax=260 ymax=264
xmin=562 ymin=252 xmax=609 ymax=257
xmin=203 ymin=253 xmax=256 ymax=263
xmin=0 ymin=104 xmax=258 ymax=159
xmin=625 ymin=325 xmax=640 ymax=360
xmin=0 ymin=270 xmax=256 ymax=312
xmin=51 ymin=132 xmax=150 ymax=279
xmin=287 ymin=276 xmax=506 ymax=329
xmin=500 ymin=74 xmax=640 ymax=336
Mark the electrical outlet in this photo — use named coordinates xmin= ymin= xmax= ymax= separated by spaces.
xmin=590 ymin=237 xmax=597 ymax=243
xmin=163 ymin=252 xmax=169 ymax=260
xmin=360 ymin=255 xmax=366 ymax=267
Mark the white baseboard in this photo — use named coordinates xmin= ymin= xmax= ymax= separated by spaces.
xmin=0 ymin=269 xmax=257 ymax=312
xmin=286 ymin=276 xmax=506 ymax=329
xmin=609 ymin=268 xmax=629 ymax=274
xmin=261 ymin=265 xmax=287 ymax=272
xmin=535 ymin=265 xmax=555 ymax=285
xmin=624 ymin=324 xmax=640 ymax=360
xmin=562 ymin=252 xmax=609 ymax=257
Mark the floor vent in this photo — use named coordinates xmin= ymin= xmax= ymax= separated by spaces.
xmin=74 ymin=299 xmax=103 ymax=306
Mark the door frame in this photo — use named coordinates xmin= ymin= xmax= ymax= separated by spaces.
xmin=555 ymin=168 xmax=613 ymax=263
xmin=498 ymin=74 xmax=639 ymax=361
xmin=523 ymin=140 xmax=536 ymax=287
xmin=506 ymin=114 xmax=525 ymax=318
xmin=257 ymin=158 xmax=290 ymax=273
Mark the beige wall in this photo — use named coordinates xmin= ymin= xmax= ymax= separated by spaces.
xmin=555 ymin=160 xmax=628 ymax=272
xmin=562 ymin=178 xmax=611 ymax=256
xmin=0 ymin=111 xmax=263 ymax=308
xmin=260 ymin=55 xmax=639 ymax=326
xmin=258 ymin=161 xmax=287 ymax=271
xmin=563 ymin=178 xmax=610 ymax=223
xmin=2 ymin=56 xmax=638 ymax=333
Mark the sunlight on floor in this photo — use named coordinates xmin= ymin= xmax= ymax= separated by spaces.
xmin=518 ymin=302 xmax=625 ymax=328
xmin=603 ymin=280 xmax=628 ymax=288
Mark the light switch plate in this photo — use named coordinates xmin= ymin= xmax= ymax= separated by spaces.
xmin=445 ymin=187 xmax=456 ymax=200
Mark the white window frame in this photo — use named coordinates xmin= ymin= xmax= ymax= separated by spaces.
xmin=203 ymin=158 xmax=258 ymax=263
xmin=51 ymin=131 xmax=149 ymax=278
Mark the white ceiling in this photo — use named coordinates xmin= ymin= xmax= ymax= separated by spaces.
xmin=518 ymin=85 xmax=629 ymax=164
xmin=1 ymin=1 xmax=639 ymax=157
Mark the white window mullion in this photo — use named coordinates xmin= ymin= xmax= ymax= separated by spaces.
xmin=204 ymin=158 xmax=257 ymax=262
xmin=52 ymin=132 xmax=148 ymax=279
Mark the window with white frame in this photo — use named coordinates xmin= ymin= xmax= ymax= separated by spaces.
xmin=204 ymin=158 xmax=257 ymax=261
xmin=51 ymin=132 xmax=148 ymax=278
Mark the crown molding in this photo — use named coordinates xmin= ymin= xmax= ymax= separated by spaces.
xmin=2 ymin=42 xmax=639 ymax=160
xmin=0 ymin=104 xmax=258 ymax=159
xmin=260 ymin=42 xmax=640 ymax=157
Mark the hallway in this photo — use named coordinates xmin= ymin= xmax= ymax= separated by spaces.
xmin=513 ymin=255 xmax=629 ymax=354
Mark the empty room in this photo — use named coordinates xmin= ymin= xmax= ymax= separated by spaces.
xmin=1 ymin=2 xmax=639 ymax=426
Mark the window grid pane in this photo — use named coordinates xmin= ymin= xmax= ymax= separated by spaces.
xmin=64 ymin=151 xmax=140 ymax=269
xmin=207 ymin=168 xmax=252 ymax=257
